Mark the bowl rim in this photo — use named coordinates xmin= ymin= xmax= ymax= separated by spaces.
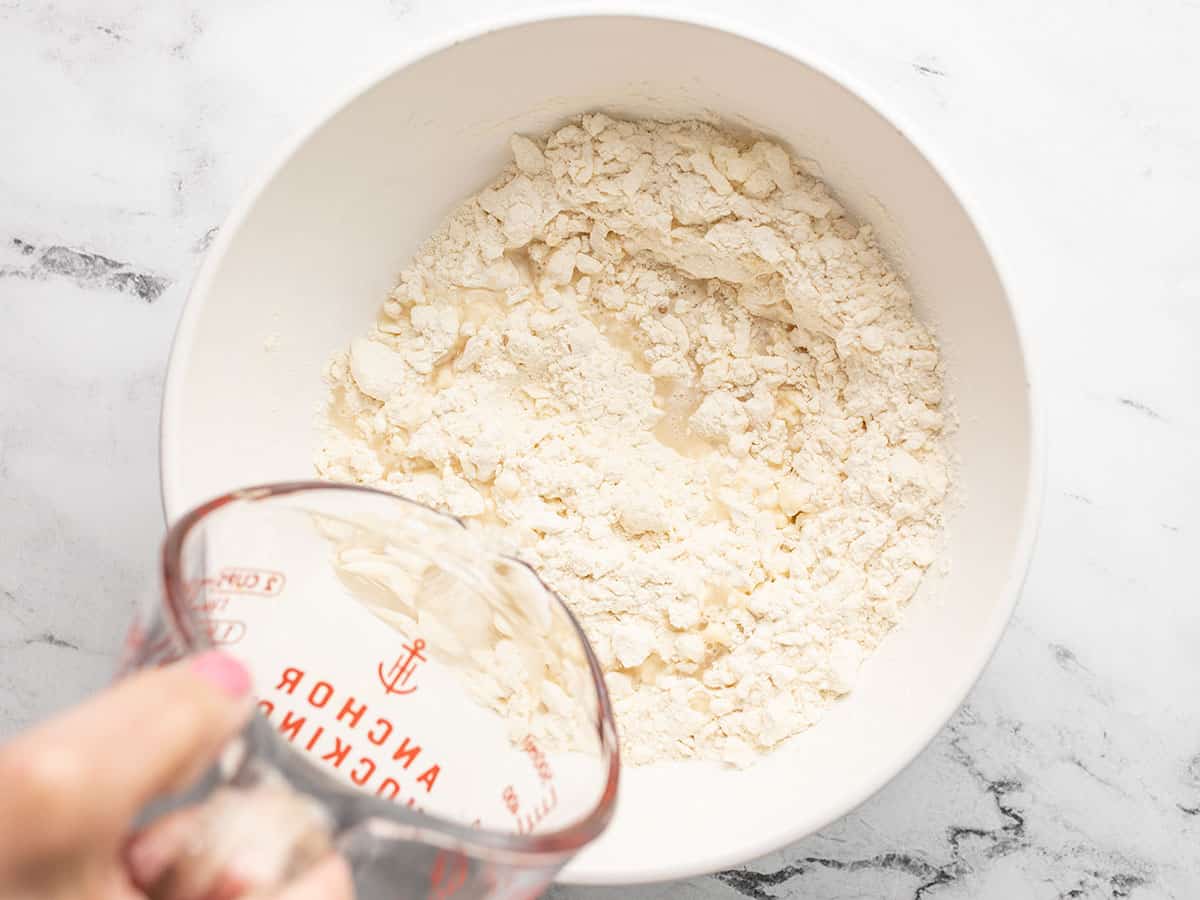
xmin=160 ymin=5 xmax=1046 ymax=885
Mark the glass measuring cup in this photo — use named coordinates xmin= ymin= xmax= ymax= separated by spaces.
xmin=121 ymin=482 xmax=620 ymax=898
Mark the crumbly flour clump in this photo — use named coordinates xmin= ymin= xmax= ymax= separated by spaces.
xmin=317 ymin=115 xmax=950 ymax=766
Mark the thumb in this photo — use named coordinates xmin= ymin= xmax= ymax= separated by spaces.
xmin=0 ymin=651 xmax=253 ymax=865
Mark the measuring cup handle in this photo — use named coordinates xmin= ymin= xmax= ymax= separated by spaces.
xmin=339 ymin=825 xmax=555 ymax=900
xmin=137 ymin=714 xmax=558 ymax=899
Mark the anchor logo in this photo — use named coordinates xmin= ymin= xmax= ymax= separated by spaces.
xmin=378 ymin=638 xmax=426 ymax=696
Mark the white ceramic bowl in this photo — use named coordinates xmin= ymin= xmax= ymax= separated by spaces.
xmin=161 ymin=12 xmax=1043 ymax=885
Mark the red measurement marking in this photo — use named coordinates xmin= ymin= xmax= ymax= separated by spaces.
xmin=213 ymin=567 xmax=286 ymax=597
xmin=190 ymin=593 xmax=228 ymax=614
xmin=503 ymin=735 xmax=559 ymax=836
xmin=204 ymin=619 xmax=246 ymax=646
xmin=502 ymin=785 xmax=519 ymax=814
xmin=429 ymin=850 xmax=469 ymax=899
xmin=377 ymin=638 xmax=426 ymax=696
xmin=515 ymin=784 xmax=558 ymax=836
xmin=521 ymin=735 xmax=554 ymax=783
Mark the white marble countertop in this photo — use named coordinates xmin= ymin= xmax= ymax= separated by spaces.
xmin=1 ymin=1 xmax=1196 ymax=897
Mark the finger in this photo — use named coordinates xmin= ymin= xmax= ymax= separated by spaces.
xmin=126 ymin=808 xmax=203 ymax=891
xmin=131 ymin=827 xmax=351 ymax=900
xmin=268 ymin=855 xmax=354 ymax=900
xmin=130 ymin=778 xmax=337 ymax=900
xmin=0 ymin=651 xmax=253 ymax=865
xmin=105 ymin=864 xmax=156 ymax=900
xmin=127 ymin=800 xmax=249 ymax=900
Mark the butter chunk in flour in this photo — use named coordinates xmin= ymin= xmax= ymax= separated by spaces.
xmin=317 ymin=115 xmax=951 ymax=766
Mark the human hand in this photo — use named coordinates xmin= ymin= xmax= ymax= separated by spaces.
xmin=0 ymin=651 xmax=353 ymax=899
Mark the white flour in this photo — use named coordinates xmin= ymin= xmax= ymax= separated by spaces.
xmin=317 ymin=115 xmax=950 ymax=766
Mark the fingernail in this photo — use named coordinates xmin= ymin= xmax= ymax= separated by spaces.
xmin=191 ymin=650 xmax=252 ymax=698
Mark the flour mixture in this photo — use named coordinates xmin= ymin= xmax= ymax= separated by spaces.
xmin=317 ymin=115 xmax=950 ymax=766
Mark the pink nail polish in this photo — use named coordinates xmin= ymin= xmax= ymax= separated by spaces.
xmin=191 ymin=650 xmax=252 ymax=698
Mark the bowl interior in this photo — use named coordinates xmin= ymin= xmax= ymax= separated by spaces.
xmin=162 ymin=15 xmax=1037 ymax=884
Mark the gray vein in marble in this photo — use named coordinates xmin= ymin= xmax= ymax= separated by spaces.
xmin=1185 ymin=754 xmax=1200 ymax=786
xmin=1 ymin=237 xmax=169 ymax=302
xmin=1049 ymin=643 xmax=1085 ymax=673
xmin=0 ymin=595 xmax=85 ymax=654
xmin=0 ymin=589 xmax=26 ymax=627
xmin=912 ymin=62 xmax=947 ymax=78
xmin=1116 ymin=396 xmax=1166 ymax=421
xmin=169 ymin=10 xmax=205 ymax=60
xmin=194 ymin=226 xmax=220 ymax=252
xmin=709 ymin=708 xmax=1031 ymax=900
xmin=708 ymin=681 xmax=1166 ymax=899
xmin=715 ymin=852 xmax=945 ymax=900
xmin=20 ymin=632 xmax=80 ymax=651
xmin=1066 ymin=755 xmax=1126 ymax=794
